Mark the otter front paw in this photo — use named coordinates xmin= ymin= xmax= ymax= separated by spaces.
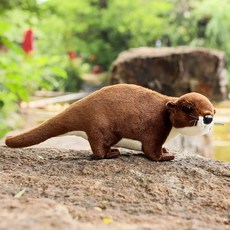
xmin=145 ymin=154 xmax=174 ymax=161
xmin=159 ymin=155 xmax=175 ymax=161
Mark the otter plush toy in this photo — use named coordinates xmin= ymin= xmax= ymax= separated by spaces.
xmin=5 ymin=84 xmax=215 ymax=161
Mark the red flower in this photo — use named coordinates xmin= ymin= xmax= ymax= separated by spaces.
xmin=92 ymin=65 xmax=103 ymax=74
xmin=68 ymin=51 xmax=77 ymax=60
xmin=22 ymin=29 xmax=33 ymax=54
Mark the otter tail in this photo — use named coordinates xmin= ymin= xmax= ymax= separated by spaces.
xmin=5 ymin=115 xmax=70 ymax=148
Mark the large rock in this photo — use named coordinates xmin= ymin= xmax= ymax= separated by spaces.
xmin=110 ymin=47 xmax=228 ymax=101
xmin=0 ymin=147 xmax=229 ymax=230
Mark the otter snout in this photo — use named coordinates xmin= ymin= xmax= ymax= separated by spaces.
xmin=203 ymin=115 xmax=213 ymax=125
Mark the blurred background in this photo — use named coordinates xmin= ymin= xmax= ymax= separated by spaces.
xmin=0 ymin=0 xmax=229 ymax=161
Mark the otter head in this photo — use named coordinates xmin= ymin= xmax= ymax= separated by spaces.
xmin=166 ymin=92 xmax=216 ymax=136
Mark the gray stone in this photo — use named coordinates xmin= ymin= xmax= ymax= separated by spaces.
xmin=110 ymin=47 xmax=228 ymax=101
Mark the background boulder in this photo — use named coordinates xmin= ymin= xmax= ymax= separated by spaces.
xmin=110 ymin=47 xmax=228 ymax=101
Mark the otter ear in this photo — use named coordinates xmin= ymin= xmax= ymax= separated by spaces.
xmin=166 ymin=101 xmax=176 ymax=111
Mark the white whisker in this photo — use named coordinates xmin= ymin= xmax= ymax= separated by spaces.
xmin=189 ymin=119 xmax=198 ymax=126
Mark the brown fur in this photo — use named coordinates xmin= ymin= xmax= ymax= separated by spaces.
xmin=5 ymin=84 xmax=215 ymax=161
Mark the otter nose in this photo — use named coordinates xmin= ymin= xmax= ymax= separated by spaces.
xmin=203 ymin=115 xmax=213 ymax=124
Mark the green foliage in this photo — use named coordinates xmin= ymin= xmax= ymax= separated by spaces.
xmin=0 ymin=0 xmax=230 ymax=137
xmin=45 ymin=0 xmax=173 ymax=68
xmin=0 ymin=17 xmax=68 ymax=137
xmin=191 ymin=0 xmax=230 ymax=51
xmin=0 ymin=0 xmax=39 ymax=13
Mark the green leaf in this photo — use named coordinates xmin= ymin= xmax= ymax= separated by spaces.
xmin=14 ymin=188 xmax=27 ymax=198
xmin=1 ymin=37 xmax=24 ymax=55
xmin=51 ymin=66 xmax=67 ymax=78
xmin=0 ymin=100 xmax=4 ymax=109
xmin=0 ymin=21 xmax=10 ymax=35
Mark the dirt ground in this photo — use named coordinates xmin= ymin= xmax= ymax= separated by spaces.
xmin=0 ymin=146 xmax=229 ymax=230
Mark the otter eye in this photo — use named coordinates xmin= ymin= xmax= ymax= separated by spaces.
xmin=182 ymin=106 xmax=194 ymax=113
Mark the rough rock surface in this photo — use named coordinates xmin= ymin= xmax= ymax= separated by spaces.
xmin=0 ymin=146 xmax=229 ymax=230
xmin=110 ymin=47 xmax=228 ymax=101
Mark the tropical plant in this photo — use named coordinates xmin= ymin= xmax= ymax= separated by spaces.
xmin=0 ymin=17 xmax=68 ymax=137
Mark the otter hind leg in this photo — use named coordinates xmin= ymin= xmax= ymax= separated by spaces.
xmin=88 ymin=131 xmax=122 ymax=160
